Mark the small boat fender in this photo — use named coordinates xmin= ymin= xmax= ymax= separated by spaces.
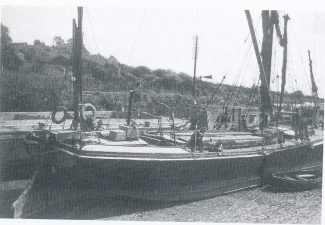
xmin=51 ymin=106 xmax=68 ymax=124
xmin=81 ymin=103 xmax=97 ymax=121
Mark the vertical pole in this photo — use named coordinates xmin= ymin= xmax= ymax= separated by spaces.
xmin=192 ymin=35 xmax=198 ymax=98
xmin=261 ymin=10 xmax=271 ymax=87
xmin=72 ymin=7 xmax=83 ymax=130
xmin=77 ymin=7 xmax=83 ymax=105
xmin=278 ymin=15 xmax=290 ymax=115
xmin=276 ymin=75 xmax=280 ymax=132
xmin=72 ymin=19 xmax=79 ymax=127
xmin=238 ymin=107 xmax=242 ymax=131
xmin=261 ymin=10 xmax=275 ymax=88
xmin=127 ymin=90 xmax=135 ymax=126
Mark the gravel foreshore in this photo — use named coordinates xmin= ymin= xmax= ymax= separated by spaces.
xmin=104 ymin=187 xmax=322 ymax=224
xmin=24 ymin=186 xmax=322 ymax=223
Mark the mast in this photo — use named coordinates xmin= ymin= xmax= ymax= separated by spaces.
xmin=245 ymin=10 xmax=273 ymax=126
xmin=126 ymin=90 xmax=135 ymax=126
xmin=72 ymin=7 xmax=83 ymax=129
xmin=261 ymin=10 xmax=275 ymax=88
xmin=308 ymin=50 xmax=319 ymax=109
xmin=77 ymin=7 xmax=83 ymax=104
xmin=192 ymin=35 xmax=199 ymax=99
xmin=278 ymin=15 xmax=290 ymax=115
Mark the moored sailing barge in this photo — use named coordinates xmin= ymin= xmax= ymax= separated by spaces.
xmin=24 ymin=8 xmax=323 ymax=202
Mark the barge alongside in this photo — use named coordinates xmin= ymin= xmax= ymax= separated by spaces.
xmin=23 ymin=8 xmax=323 ymax=203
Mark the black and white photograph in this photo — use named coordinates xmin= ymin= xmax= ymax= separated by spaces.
xmin=0 ymin=0 xmax=324 ymax=223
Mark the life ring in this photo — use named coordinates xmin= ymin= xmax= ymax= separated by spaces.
xmin=81 ymin=103 xmax=96 ymax=121
xmin=51 ymin=106 xmax=68 ymax=124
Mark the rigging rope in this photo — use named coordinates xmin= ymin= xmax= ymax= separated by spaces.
xmin=226 ymin=39 xmax=253 ymax=108
xmin=244 ymin=13 xmax=262 ymax=43
xmin=212 ymin=35 xmax=254 ymax=128
xmin=245 ymin=78 xmax=260 ymax=118
xmin=270 ymin=31 xmax=278 ymax=92
xmin=244 ymin=77 xmax=259 ymax=116
xmin=126 ymin=8 xmax=147 ymax=66
xmin=85 ymin=8 xmax=100 ymax=54
xmin=290 ymin=23 xmax=312 ymax=93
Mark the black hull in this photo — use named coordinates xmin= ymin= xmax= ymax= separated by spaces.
xmin=26 ymin=134 xmax=323 ymax=202
xmin=54 ymin=149 xmax=263 ymax=202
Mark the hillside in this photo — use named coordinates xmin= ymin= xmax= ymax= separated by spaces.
xmin=0 ymin=23 xmax=322 ymax=118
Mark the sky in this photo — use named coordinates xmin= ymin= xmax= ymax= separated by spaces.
xmin=1 ymin=1 xmax=325 ymax=99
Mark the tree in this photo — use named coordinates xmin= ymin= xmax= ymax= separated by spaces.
xmin=153 ymin=69 xmax=167 ymax=77
xmin=291 ymin=90 xmax=304 ymax=104
xmin=1 ymin=23 xmax=12 ymax=49
xmin=34 ymin=39 xmax=41 ymax=45
xmin=53 ymin=36 xmax=65 ymax=46
xmin=132 ymin=66 xmax=151 ymax=77
xmin=1 ymin=23 xmax=13 ymax=68
xmin=1 ymin=24 xmax=23 ymax=70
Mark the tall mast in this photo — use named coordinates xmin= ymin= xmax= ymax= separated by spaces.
xmin=278 ymin=15 xmax=290 ymax=114
xmin=245 ymin=10 xmax=273 ymax=124
xmin=72 ymin=7 xmax=83 ymax=129
xmin=77 ymin=7 xmax=83 ymax=104
xmin=308 ymin=50 xmax=319 ymax=109
xmin=72 ymin=19 xmax=78 ymax=125
xmin=261 ymin=10 xmax=275 ymax=88
xmin=192 ymin=35 xmax=199 ymax=99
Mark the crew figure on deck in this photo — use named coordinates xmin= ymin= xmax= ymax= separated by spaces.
xmin=294 ymin=109 xmax=309 ymax=142
xmin=189 ymin=109 xmax=208 ymax=131
xmin=241 ymin=114 xmax=248 ymax=131
xmin=188 ymin=127 xmax=206 ymax=152
xmin=215 ymin=106 xmax=229 ymax=130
